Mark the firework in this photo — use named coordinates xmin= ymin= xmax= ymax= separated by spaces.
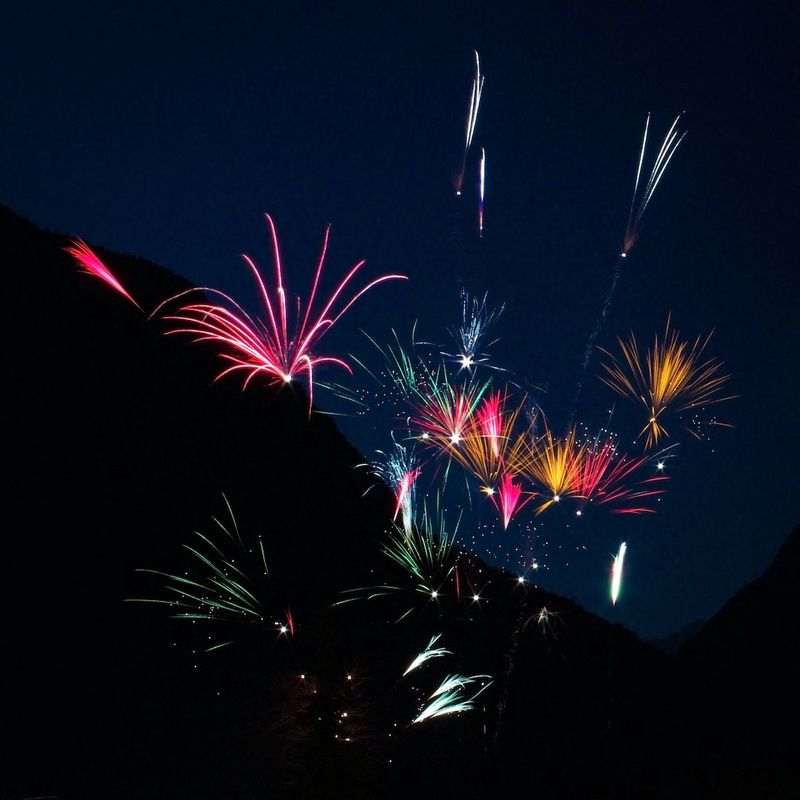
xmin=333 ymin=505 xmax=459 ymax=621
xmin=442 ymin=390 xmax=525 ymax=488
xmin=153 ymin=214 xmax=406 ymax=413
xmin=128 ymin=495 xmax=279 ymax=652
xmin=522 ymin=605 xmax=565 ymax=640
xmin=574 ymin=434 xmax=668 ymax=514
xmin=411 ymin=673 xmax=492 ymax=724
xmin=598 ymin=316 xmax=734 ymax=448
xmin=443 ymin=289 xmax=505 ymax=372
xmin=489 ymin=473 xmax=535 ymax=530
xmin=403 ymin=634 xmax=452 ymax=676
xmin=363 ymin=439 xmax=421 ymax=535
xmin=610 ymin=541 xmax=627 ymax=605
xmin=478 ymin=147 xmax=486 ymax=236
xmin=65 ymin=239 xmax=141 ymax=309
xmin=622 ymin=113 xmax=686 ymax=257
xmin=454 ymin=50 xmax=484 ymax=196
xmin=382 ymin=506 xmax=458 ymax=599
xmin=408 ymin=366 xmax=490 ymax=448
xmin=358 ymin=327 xmax=427 ymax=400
xmin=520 ymin=426 xmax=583 ymax=513
xmin=573 ymin=114 xmax=686 ymax=410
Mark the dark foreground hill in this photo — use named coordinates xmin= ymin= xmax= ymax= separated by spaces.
xmin=3 ymin=204 xmax=797 ymax=799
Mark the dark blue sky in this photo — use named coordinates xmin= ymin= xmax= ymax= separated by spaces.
xmin=2 ymin=1 xmax=796 ymax=638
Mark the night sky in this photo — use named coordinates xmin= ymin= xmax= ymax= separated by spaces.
xmin=2 ymin=1 xmax=796 ymax=639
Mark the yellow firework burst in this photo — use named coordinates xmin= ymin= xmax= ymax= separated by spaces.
xmin=599 ymin=316 xmax=734 ymax=448
xmin=519 ymin=425 xmax=584 ymax=513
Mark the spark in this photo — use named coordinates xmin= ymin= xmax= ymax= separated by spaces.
xmin=523 ymin=605 xmax=565 ymax=639
xmin=65 ymin=239 xmax=141 ymax=309
xmin=622 ymin=113 xmax=687 ymax=256
xmin=572 ymin=114 xmax=686 ymax=410
xmin=408 ymin=366 xmax=490 ymax=450
xmin=443 ymin=289 xmax=505 ymax=372
xmin=153 ymin=214 xmax=406 ymax=414
xmin=403 ymin=634 xmax=452 ymax=675
xmin=128 ymin=494 xmax=277 ymax=653
xmin=478 ymin=147 xmax=486 ymax=236
xmin=412 ymin=673 xmax=492 ymax=724
xmin=519 ymin=425 xmax=583 ymax=513
xmin=489 ymin=473 xmax=535 ymax=530
xmin=454 ymin=50 xmax=484 ymax=196
xmin=335 ymin=502 xmax=460 ymax=620
xmin=441 ymin=390 xmax=528 ymax=491
xmin=574 ymin=434 xmax=668 ymax=514
xmin=599 ymin=315 xmax=734 ymax=448
xmin=364 ymin=439 xmax=421 ymax=535
xmin=382 ymin=505 xmax=458 ymax=598
xmin=610 ymin=541 xmax=627 ymax=606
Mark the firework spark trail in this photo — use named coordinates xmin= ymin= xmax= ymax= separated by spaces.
xmin=572 ymin=114 xmax=686 ymax=413
xmin=152 ymin=214 xmax=406 ymax=414
xmin=382 ymin=506 xmax=458 ymax=599
xmin=454 ymin=50 xmax=484 ymax=196
xmin=441 ymin=390 xmax=526 ymax=488
xmin=598 ymin=315 xmax=734 ymax=448
xmin=443 ymin=289 xmax=505 ymax=372
xmin=332 ymin=508 xmax=458 ymax=623
xmin=478 ymin=147 xmax=486 ymax=236
xmin=128 ymin=495 xmax=278 ymax=652
xmin=403 ymin=634 xmax=452 ymax=675
xmin=477 ymin=390 xmax=504 ymax=458
xmin=65 ymin=239 xmax=142 ymax=309
xmin=520 ymin=425 xmax=584 ymax=513
xmin=610 ymin=541 xmax=627 ymax=605
xmin=622 ymin=114 xmax=686 ymax=256
xmin=412 ymin=673 xmax=492 ymax=724
xmin=408 ymin=366 xmax=491 ymax=448
xmin=489 ymin=473 xmax=535 ymax=530
xmin=363 ymin=440 xmax=421 ymax=535
xmin=574 ymin=435 xmax=669 ymax=514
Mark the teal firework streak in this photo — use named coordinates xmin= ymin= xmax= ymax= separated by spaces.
xmin=128 ymin=495 xmax=287 ymax=652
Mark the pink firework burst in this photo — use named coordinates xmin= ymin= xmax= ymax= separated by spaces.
xmin=410 ymin=373 xmax=489 ymax=449
xmin=65 ymin=239 xmax=141 ymax=309
xmin=154 ymin=214 xmax=406 ymax=412
xmin=574 ymin=438 xmax=668 ymax=515
xmin=489 ymin=473 xmax=535 ymax=530
xmin=476 ymin=390 xmax=504 ymax=457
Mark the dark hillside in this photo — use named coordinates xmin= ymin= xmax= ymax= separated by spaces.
xmin=3 ymin=204 xmax=796 ymax=799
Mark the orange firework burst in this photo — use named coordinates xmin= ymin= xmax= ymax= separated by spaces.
xmin=441 ymin=390 xmax=527 ymax=490
xmin=598 ymin=316 xmax=734 ymax=448
xmin=519 ymin=425 xmax=584 ymax=514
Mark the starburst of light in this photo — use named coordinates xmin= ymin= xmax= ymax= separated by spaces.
xmin=153 ymin=214 xmax=406 ymax=412
xmin=599 ymin=315 xmax=734 ymax=448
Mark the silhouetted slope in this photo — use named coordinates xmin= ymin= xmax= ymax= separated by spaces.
xmin=651 ymin=618 xmax=705 ymax=653
xmin=673 ymin=527 xmax=800 ymax=798
xmin=682 ymin=526 xmax=798 ymax=680
xmin=3 ymin=203 xmax=796 ymax=799
xmin=3 ymin=203 xmax=395 ymax=798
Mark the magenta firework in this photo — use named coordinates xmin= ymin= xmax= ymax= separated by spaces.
xmin=65 ymin=239 xmax=141 ymax=309
xmin=154 ymin=214 xmax=406 ymax=411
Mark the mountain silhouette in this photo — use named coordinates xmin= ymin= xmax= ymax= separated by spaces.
xmin=3 ymin=203 xmax=796 ymax=799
